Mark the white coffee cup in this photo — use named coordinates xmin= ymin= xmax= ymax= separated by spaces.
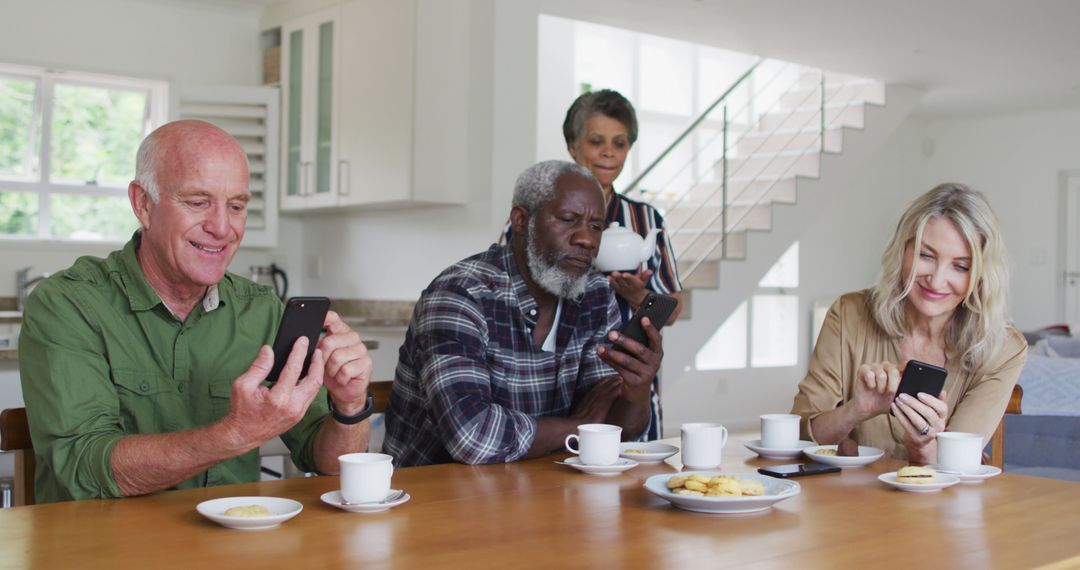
xmin=681 ymin=422 xmax=729 ymax=469
xmin=565 ymin=424 xmax=622 ymax=466
xmin=936 ymin=432 xmax=984 ymax=474
xmin=339 ymin=452 xmax=394 ymax=503
xmin=760 ymin=413 xmax=801 ymax=449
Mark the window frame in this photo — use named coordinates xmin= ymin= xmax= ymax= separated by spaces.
xmin=0 ymin=62 xmax=168 ymax=244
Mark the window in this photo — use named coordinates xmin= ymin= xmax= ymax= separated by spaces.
xmin=0 ymin=63 xmax=167 ymax=242
xmin=696 ymin=241 xmax=800 ymax=370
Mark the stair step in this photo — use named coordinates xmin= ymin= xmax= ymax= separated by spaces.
xmin=679 ymin=260 xmax=718 ymax=290
xmin=735 ymin=128 xmax=842 ymax=155
xmin=796 ymin=69 xmax=878 ymax=88
xmin=649 ymin=175 xmax=798 ymax=208
xmin=780 ymin=82 xmax=886 ymax=108
xmin=666 ymin=203 xmax=773 ymax=233
xmin=672 ymin=229 xmax=747 ymax=261
xmin=758 ymin=105 xmax=864 ymax=131
xmin=722 ymin=152 xmax=820 ymax=179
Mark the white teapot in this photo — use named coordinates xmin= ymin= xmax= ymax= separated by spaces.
xmin=594 ymin=223 xmax=660 ymax=273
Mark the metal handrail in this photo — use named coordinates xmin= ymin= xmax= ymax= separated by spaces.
xmin=622 ymin=57 xmax=764 ymax=196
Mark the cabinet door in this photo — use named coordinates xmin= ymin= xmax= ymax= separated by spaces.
xmin=280 ymin=8 xmax=340 ymax=211
xmin=336 ymin=0 xmax=415 ymax=206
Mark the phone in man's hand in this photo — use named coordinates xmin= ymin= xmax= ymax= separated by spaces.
xmin=615 ymin=292 xmax=677 ymax=353
xmin=895 ymin=359 xmax=948 ymax=400
xmin=267 ymin=297 xmax=330 ymax=384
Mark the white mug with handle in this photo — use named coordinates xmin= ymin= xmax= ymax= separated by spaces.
xmin=681 ymin=422 xmax=729 ymax=469
xmin=564 ymin=424 xmax=622 ymax=466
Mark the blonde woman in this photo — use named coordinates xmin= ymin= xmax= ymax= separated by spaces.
xmin=791 ymin=183 xmax=1027 ymax=462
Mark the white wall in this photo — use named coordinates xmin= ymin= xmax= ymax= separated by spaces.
xmin=923 ymin=107 xmax=1080 ymax=330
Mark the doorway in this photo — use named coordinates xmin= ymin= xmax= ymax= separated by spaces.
xmin=1060 ymin=171 xmax=1080 ymax=328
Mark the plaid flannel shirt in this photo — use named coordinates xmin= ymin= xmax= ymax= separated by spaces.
xmin=383 ymin=244 xmax=623 ymax=467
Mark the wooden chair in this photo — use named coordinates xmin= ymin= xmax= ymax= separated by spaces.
xmin=988 ymin=385 xmax=1023 ymax=470
xmin=370 ymin=379 xmax=393 ymax=415
xmin=0 ymin=407 xmax=34 ymax=506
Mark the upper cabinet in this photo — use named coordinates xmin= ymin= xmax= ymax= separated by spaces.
xmin=276 ymin=0 xmax=462 ymax=212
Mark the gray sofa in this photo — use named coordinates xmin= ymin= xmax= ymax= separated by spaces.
xmin=1005 ymin=337 xmax=1080 ymax=480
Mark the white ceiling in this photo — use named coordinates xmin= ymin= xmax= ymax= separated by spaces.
xmin=540 ymin=0 xmax=1080 ymax=117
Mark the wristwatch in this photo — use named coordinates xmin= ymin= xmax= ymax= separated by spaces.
xmin=327 ymin=393 xmax=375 ymax=425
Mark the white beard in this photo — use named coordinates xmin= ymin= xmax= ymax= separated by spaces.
xmin=525 ymin=218 xmax=590 ymax=301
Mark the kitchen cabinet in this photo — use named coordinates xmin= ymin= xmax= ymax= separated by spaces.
xmin=278 ymin=0 xmax=460 ymax=211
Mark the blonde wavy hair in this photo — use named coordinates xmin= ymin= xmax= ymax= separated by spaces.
xmin=869 ymin=183 xmax=1010 ymax=374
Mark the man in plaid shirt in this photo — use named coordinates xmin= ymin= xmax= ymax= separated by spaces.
xmin=384 ymin=161 xmax=663 ymax=467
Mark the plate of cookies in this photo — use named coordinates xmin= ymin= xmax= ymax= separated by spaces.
xmin=643 ymin=472 xmax=801 ymax=514
xmin=803 ymin=444 xmax=884 ymax=467
xmin=196 ymin=496 xmax=303 ymax=530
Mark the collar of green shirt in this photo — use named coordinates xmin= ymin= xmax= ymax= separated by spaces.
xmin=110 ymin=231 xmax=223 ymax=316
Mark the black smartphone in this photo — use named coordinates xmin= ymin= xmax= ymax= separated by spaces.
xmin=758 ymin=463 xmax=841 ymax=478
xmin=616 ymin=292 xmax=678 ymax=352
xmin=896 ymin=359 xmax=948 ymax=400
xmin=267 ymin=296 xmax=330 ymax=384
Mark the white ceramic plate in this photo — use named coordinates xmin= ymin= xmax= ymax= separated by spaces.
xmin=619 ymin=442 xmax=679 ymax=464
xmin=320 ymin=489 xmax=411 ymax=513
xmin=643 ymin=472 xmax=801 ymax=514
xmin=878 ymin=471 xmax=960 ymax=493
xmin=196 ymin=496 xmax=303 ymax=530
xmin=802 ymin=445 xmax=885 ymax=467
xmin=557 ymin=457 xmax=638 ymax=476
xmin=743 ymin=439 xmax=816 ymax=459
xmin=927 ymin=464 xmax=1002 ymax=484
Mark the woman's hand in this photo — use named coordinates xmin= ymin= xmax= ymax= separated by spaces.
xmin=850 ymin=361 xmax=902 ymax=422
xmin=892 ymin=390 xmax=949 ymax=463
xmin=608 ymin=267 xmax=653 ymax=308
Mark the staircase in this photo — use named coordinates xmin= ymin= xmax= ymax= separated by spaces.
xmin=620 ymin=59 xmax=924 ymax=431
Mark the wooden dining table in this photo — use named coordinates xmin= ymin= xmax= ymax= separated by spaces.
xmin=2 ymin=433 xmax=1078 ymax=569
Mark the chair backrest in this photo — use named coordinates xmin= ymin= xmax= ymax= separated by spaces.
xmin=0 ymin=407 xmax=35 ymax=506
xmin=988 ymin=385 xmax=1023 ymax=469
xmin=370 ymin=380 xmax=393 ymax=415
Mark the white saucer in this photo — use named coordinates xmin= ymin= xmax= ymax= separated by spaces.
xmin=643 ymin=472 xmax=801 ymax=514
xmin=743 ymin=439 xmax=816 ymax=459
xmin=196 ymin=496 xmax=303 ymax=530
xmin=320 ymin=489 xmax=411 ymax=513
xmin=557 ymin=457 xmax=638 ymax=476
xmin=878 ymin=471 xmax=960 ymax=493
xmin=927 ymin=464 xmax=1002 ymax=484
xmin=803 ymin=444 xmax=885 ymax=467
xmin=619 ymin=442 xmax=679 ymax=464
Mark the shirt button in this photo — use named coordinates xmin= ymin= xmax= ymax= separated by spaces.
xmin=140 ymin=383 xmax=150 ymax=392
xmin=178 ymin=384 xmax=186 ymax=393
xmin=529 ymin=309 xmax=537 ymax=316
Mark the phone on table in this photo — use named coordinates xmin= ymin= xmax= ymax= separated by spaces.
xmin=615 ymin=292 xmax=678 ymax=352
xmin=267 ymin=296 xmax=330 ymax=384
xmin=895 ymin=359 xmax=947 ymax=400
xmin=758 ymin=463 xmax=841 ymax=478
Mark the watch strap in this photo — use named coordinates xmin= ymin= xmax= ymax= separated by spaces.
xmin=327 ymin=393 xmax=374 ymax=425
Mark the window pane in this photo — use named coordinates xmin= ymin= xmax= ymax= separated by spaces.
xmin=50 ymin=194 xmax=136 ymax=240
xmin=750 ymin=294 xmax=798 ymax=367
xmin=638 ymin=35 xmax=693 ymax=116
xmin=574 ymin=22 xmax=634 ymax=97
xmin=758 ymin=241 xmax=799 ymax=288
xmin=0 ymin=190 xmax=37 ymax=235
xmin=0 ymin=76 xmax=38 ymax=180
xmin=50 ymin=83 xmax=147 ymax=188
xmin=695 ymin=301 xmax=747 ymax=370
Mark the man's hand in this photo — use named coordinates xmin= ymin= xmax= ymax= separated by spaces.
xmin=596 ymin=316 xmax=664 ymax=400
xmin=220 ymin=339 xmax=325 ymax=450
xmin=317 ymin=311 xmax=374 ymax=415
xmin=570 ymin=376 xmax=623 ymax=424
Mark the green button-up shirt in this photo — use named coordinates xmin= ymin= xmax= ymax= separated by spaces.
xmin=18 ymin=235 xmax=329 ymax=503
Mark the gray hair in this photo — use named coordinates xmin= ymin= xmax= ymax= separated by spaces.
xmin=134 ymin=130 xmax=162 ymax=202
xmin=512 ymin=160 xmax=596 ymax=214
xmin=562 ymin=89 xmax=639 ymax=148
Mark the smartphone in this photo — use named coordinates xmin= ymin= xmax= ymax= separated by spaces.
xmin=896 ymin=359 xmax=948 ymax=400
xmin=267 ymin=296 xmax=330 ymax=384
xmin=616 ymin=292 xmax=678 ymax=352
xmin=758 ymin=463 xmax=841 ymax=478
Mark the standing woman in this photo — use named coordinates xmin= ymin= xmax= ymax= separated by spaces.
xmin=791 ymin=184 xmax=1027 ymax=462
xmin=505 ymin=90 xmax=684 ymax=441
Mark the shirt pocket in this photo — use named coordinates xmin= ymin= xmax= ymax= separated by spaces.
xmin=113 ymin=369 xmax=179 ymax=434
xmin=208 ymin=378 xmax=235 ymax=421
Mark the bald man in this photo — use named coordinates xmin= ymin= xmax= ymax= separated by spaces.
xmin=19 ymin=120 xmax=373 ymax=503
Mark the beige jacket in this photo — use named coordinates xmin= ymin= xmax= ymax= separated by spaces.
xmin=791 ymin=290 xmax=1027 ymax=459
